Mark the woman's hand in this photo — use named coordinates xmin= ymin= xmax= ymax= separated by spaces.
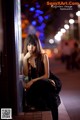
xmin=49 ymin=79 xmax=55 ymax=86
xmin=24 ymin=52 xmax=32 ymax=59
xmin=22 ymin=80 xmax=34 ymax=89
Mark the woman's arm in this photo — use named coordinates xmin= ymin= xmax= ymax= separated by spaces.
xmin=23 ymin=56 xmax=28 ymax=76
xmin=23 ymin=52 xmax=32 ymax=76
xmin=23 ymin=53 xmax=50 ymax=89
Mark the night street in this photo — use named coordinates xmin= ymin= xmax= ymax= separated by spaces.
xmin=50 ymin=59 xmax=80 ymax=120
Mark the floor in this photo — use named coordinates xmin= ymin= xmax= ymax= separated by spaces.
xmin=13 ymin=59 xmax=80 ymax=120
xmin=50 ymin=59 xmax=80 ymax=120
xmin=13 ymin=100 xmax=70 ymax=120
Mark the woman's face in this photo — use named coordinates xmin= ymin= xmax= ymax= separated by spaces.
xmin=27 ymin=44 xmax=36 ymax=54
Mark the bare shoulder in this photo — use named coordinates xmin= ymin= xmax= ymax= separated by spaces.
xmin=42 ymin=53 xmax=48 ymax=60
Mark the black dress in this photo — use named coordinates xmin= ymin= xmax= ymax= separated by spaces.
xmin=23 ymin=58 xmax=60 ymax=120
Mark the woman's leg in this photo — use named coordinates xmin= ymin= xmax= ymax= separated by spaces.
xmin=44 ymin=92 xmax=58 ymax=120
xmin=26 ymin=79 xmax=58 ymax=120
xmin=32 ymin=80 xmax=58 ymax=120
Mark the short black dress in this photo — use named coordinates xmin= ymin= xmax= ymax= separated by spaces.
xmin=23 ymin=58 xmax=61 ymax=110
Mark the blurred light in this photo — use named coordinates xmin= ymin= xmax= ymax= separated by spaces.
xmin=60 ymin=28 xmax=66 ymax=33
xmin=64 ymin=24 xmax=69 ymax=29
xmin=54 ymin=34 xmax=61 ymax=42
xmin=34 ymin=13 xmax=39 ymax=18
xmin=36 ymin=4 xmax=40 ymax=8
xmin=40 ymin=32 xmax=44 ymax=37
xmin=54 ymin=48 xmax=58 ymax=54
xmin=35 ymin=10 xmax=44 ymax=14
xmin=70 ymin=13 xmax=74 ymax=18
xmin=57 ymin=31 xmax=63 ymax=36
xmin=49 ymin=39 xmax=54 ymax=44
xmin=24 ymin=20 xmax=29 ymax=24
xmin=21 ymin=23 xmax=26 ymax=29
xmin=36 ymin=23 xmax=46 ymax=32
xmin=28 ymin=25 xmax=36 ymax=34
xmin=69 ymin=19 xmax=75 ymax=24
xmin=22 ymin=33 xmax=27 ymax=39
xmin=36 ymin=31 xmax=40 ymax=37
xmin=44 ymin=15 xmax=49 ymax=20
xmin=41 ymin=23 xmax=46 ymax=28
xmin=29 ymin=7 xmax=35 ymax=12
xmin=76 ymin=11 xmax=80 ymax=16
xmin=65 ymin=20 xmax=68 ymax=23
xmin=38 ymin=16 xmax=44 ymax=23
xmin=31 ymin=21 xmax=36 ymax=26
xmin=45 ymin=49 xmax=52 ymax=58
xmin=78 ymin=5 xmax=80 ymax=9
xmin=39 ymin=32 xmax=45 ymax=41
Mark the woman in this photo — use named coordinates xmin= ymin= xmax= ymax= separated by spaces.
xmin=23 ymin=34 xmax=60 ymax=120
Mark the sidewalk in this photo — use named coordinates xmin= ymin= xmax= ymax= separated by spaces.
xmin=52 ymin=59 xmax=80 ymax=120
xmin=49 ymin=59 xmax=66 ymax=74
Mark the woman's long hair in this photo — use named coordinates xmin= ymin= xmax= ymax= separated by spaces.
xmin=24 ymin=34 xmax=44 ymax=76
xmin=24 ymin=34 xmax=42 ymax=55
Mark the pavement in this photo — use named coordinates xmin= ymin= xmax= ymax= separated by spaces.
xmin=49 ymin=58 xmax=80 ymax=120
xmin=13 ymin=58 xmax=80 ymax=120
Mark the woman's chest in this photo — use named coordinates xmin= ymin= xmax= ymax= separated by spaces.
xmin=28 ymin=58 xmax=36 ymax=68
